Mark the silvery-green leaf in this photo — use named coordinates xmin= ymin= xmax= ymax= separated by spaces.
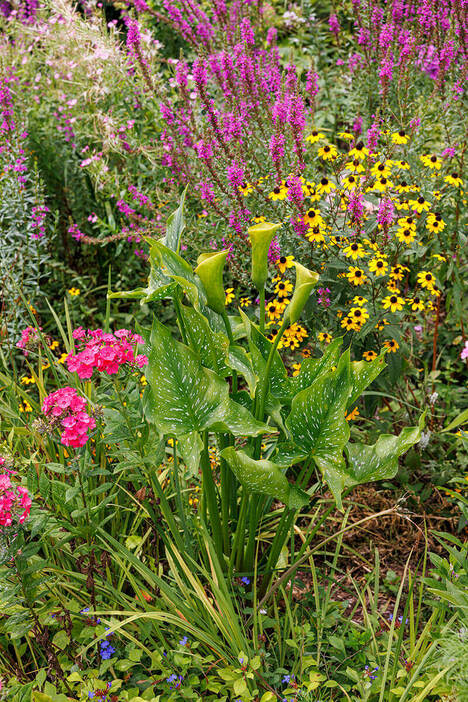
xmin=164 ymin=186 xmax=187 ymax=253
xmin=144 ymin=320 xmax=229 ymax=435
xmin=286 ymin=351 xmax=352 ymax=501
xmin=210 ymin=399 xmax=272 ymax=437
xmin=273 ymin=442 xmax=307 ymax=467
xmin=227 ymin=346 xmax=258 ymax=396
xmin=294 ymin=337 xmax=343 ymax=392
xmin=178 ymin=432 xmax=203 ymax=476
xmin=181 ymin=305 xmax=229 ymax=376
xmin=221 ymin=447 xmax=308 ymax=510
xmin=348 ymin=354 xmax=386 ymax=408
xmin=345 ymin=412 xmax=426 ymax=486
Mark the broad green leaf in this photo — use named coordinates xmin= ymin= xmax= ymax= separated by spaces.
xmin=221 ymin=447 xmax=309 ymax=509
xmin=181 ymin=305 xmax=229 ymax=376
xmin=348 ymin=354 xmax=386 ymax=407
xmin=294 ymin=337 xmax=343 ymax=392
xmin=286 ymin=351 xmax=352 ymax=507
xmin=227 ymin=345 xmax=258 ymax=396
xmin=344 ymin=412 xmax=426 ymax=488
xmin=178 ymin=432 xmax=203 ymax=476
xmin=442 ymin=407 xmax=468 ymax=433
xmin=164 ymin=186 xmax=187 ymax=252
xmin=144 ymin=320 xmax=229 ymax=435
xmin=150 ymin=240 xmax=206 ymax=308
xmin=239 ymin=309 xmax=293 ymax=401
xmin=274 ymin=441 xmax=307 ymax=467
xmin=210 ymin=399 xmax=272 ymax=437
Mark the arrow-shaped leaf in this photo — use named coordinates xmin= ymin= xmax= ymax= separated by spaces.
xmin=221 ymin=447 xmax=309 ymax=510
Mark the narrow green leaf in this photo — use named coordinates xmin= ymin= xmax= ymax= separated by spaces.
xmin=164 ymin=186 xmax=187 ymax=252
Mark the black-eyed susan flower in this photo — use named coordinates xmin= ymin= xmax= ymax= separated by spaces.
xmin=306 ymin=225 xmax=326 ymax=243
xmin=349 ymin=306 xmax=369 ymax=324
xmin=349 ymin=142 xmax=369 ymax=160
xmin=318 ymin=331 xmax=333 ymax=343
xmin=390 ymin=265 xmax=409 ymax=281
xmin=268 ymin=185 xmax=288 ymax=201
xmin=395 ymin=180 xmax=415 ymax=194
xmin=58 ymin=352 xmax=68 ymax=364
xmin=225 ymin=288 xmax=235 ymax=305
xmin=306 ymin=129 xmax=325 ymax=143
xmin=19 ymin=401 xmax=33 ymax=413
xmin=373 ymin=176 xmax=393 ymax=193
xmin=409 ymin=195 xmax=431 ymax=213
xmin=375 ymin=318 xmax=390 ymax=330
xmin=382 ymin=294 xmax=405 ymax=312
xmin=240 ymin=296 xmax=251 ymax=308
xmin=292 ymin=362 xmax=302 ymax=376
xmin=426 ymin=212 xmax=446 ymax=232
xmin=266 ymin=298 xmax=285 ymax=320
xmin=345 ymin=158 xmax=365 ymax=173
xmin=301 ymin=347 xmax=312 ymax=358
xmin=407 ymin=296 xmax=425 ymax=311
xmin=394 ymin=199 xmax=410 ymax=211
xmin=342 ymin=174 xmax=360 ymax=190
xmin=303 ymin=181 xmax=321 ymax=201
xmin=369 ymin=258 xmax=389 ymax=276
xmin=420 ymin=154 xmax=442 ymax=170
xmin=303 ymin=207 xmax=324 ymax=226
xmin=444 ymin=172 xmax=463 ymax=187
xmin=395 ymin=227 xmax=417 ymax=245
xmin=318 ymin=143 xmax=338 ymax=160
xmin=343 ymin=242 xmax=367 ymax=259
xmin=275 ymin=279 xmax=293 ymax=298
xmin=353 ymin=295 xmax=368 ymax=306
xmin=391 ymin=130 xmax=409 ymax=145
xmin=341 ymin=316 xmax=355 ymax=331
xmin=431 ymin=253 xmax=446 ymax=262
xmin=363 ymin=350 xmax=378 ymax=361
xmin=347 ymin=266 xmax=368 ymax=286
xmin=239 ymin=181 xmax=254 ymax=196
xmin=393 ymin=159 xmax=410 ymax=169
xmin=252 ymin=216 xmax=266 ymax=223
xmin=316 ymin=176 xmax=336 ymax=194
xmin=398 ymin=215 xmax=416 ymax=229
xmin=371 ymin=161 xmax=391 ymax=178
xmin=386 ymin=280 xmax=401 ymax=294
xmin=276 ymin=255 xmax=294 ymax=274
xmin=417 ymin=271 xmax=436 ymax=290
xmin=68 ymin=287 xmax=80 ymax=296
xmin=383 ymin=339 xmax=399 ymax=352
xmin=338 ymin=131 xmax=354 ymax=140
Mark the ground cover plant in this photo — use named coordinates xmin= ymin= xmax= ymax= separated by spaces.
xmin=0 ymin=0 xmax=467 ymax=700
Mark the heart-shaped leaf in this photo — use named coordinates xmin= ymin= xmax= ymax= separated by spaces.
xmin=348 ymin=354 xmax=386 ymax=408
xmin=294 ymin=337 xmax=343 ymax=392
xmin=221 ymin=447 xmax=309 ymax=510
xmin=181 ymin=305 xmax=229 ymax=376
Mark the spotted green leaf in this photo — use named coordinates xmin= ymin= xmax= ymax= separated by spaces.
xmin=293 ymin=337 xmax=343 ymax=392
xmin=181 ymin=305 xmax=229 ymax=376
xmin=164 ymin=186 xmax=187 ymax=252
xmin=344 ymin=412 xmax=426 ymax=487
xmin=348 ymin=354 xmax=386 ymax=408
xmin=221 ymin=447 xmax=309 ymax=510
xmin=286 ymin=351 xmax=352 ymax=505
xmin=178 ymin=432 xmax=203 ymax=476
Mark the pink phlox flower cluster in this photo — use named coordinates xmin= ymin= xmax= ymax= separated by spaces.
xmin=461 ymin=341 xmax=468 ymax=361
xmin=16 ymin=326 xmax=41 ymax=356
xmin=0 ymin=461 xmax=32 ymax=527
xmin=66 ymin=328 xmax=148 ymax=380
xmin=42 ymin=387 xmax=96 ymax=448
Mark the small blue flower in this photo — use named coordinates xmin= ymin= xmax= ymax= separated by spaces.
xmin=240 ymin=576 xmax=250 ymax=585
xmin=179 ymin=636 xmax=188 ymax=646
xmin=282 ymin=674 xmax=293 ymax=684
xmin=81 ymin=607 xmax=90 ymax=614
xmin=100 ymin=640 xmax=116 ymax=660
xmin=88 ymin=694 xmax=94 ymax=700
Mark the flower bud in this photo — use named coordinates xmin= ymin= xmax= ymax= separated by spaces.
xmin=248 ymin=222 xmax=282 ymax=290
xmin=286 ymin=262 xmax=319 ymax=324
xmin=195 ymin=250 xmax=229 ymax=314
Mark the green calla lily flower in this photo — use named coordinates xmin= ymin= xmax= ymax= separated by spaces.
xmin=248 ymin=222 xmax=282 ymax=289
xmin=286 ymin=262 xmax=319 ymax=324
xmin=195 ymin=249 xmax=230 ymax=315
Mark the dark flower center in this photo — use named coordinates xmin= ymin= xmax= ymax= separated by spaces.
xmin=324 ymin=146 xmax=330 ymax=152
xmin=356 ymin=270 xmax=362 ymax=277
xmin=321 ymin=177 xmax=328 ymax=185
xmin=273 ymin=187 xmax=280 ymax=194
xmin=390 ymin=296 xmax=397 ymax=303
xmin=353 ymin=159 xmax=360 ymax=166
xmin=356 ymin=141 xmax=364 ymax=149
xmin=425 ymin=274 xmax=432 ymax=281
xmin=378 ymin=165 xmax=385 ymax=171
xmin=280 ymin=256 xmax=286 ymax=263
xmin=430 ymin=156 xmax=437 ymax=162
xmin=380 ymin=178 xmax=387 ymax=184
xmin=308 ymin=209 xmax=316 ymax=217
xmin=377 ymin=261 xmax=383 ymax=267
xmin=351 ymin=243 xmax=358 ymax=250
xmin=398 ymin=130 xmax=406 ymax=137
xmin=355 ymin=310 xmax=362 ymax=317
xmin=451 ymin=172 xmax=459 ymax=178
xmin=417 ymin=197 xmax=425 ymax=203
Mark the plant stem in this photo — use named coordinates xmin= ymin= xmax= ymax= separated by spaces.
xmin=201 ymin=431 xmax=224 ymax=564
xmin=221 ymin=309 xmax=238 ymax=393
xmin=171 ymin=436 xmax=189 ymax=546
xmin=259 ymin=287 xmax=265 ymax=334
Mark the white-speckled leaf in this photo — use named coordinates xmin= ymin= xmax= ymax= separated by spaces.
xmin=273 ymin=442 xmax=308 ymax=467
xmin=348 ymin=354 xmax=386 ymax=408
xmin=345 ymin=413 xmax=425 ymax=486
xmin=178 ymin=431 xmax=203 ymax=476
xmin=286 ymin=351 xmax=352 ymax=476
xmin=210 ymin=399 xmax=271 ymax=437
xmin=164 ymin=186 xmax=187 ymax=253
xmin=181 ymin=305 xmax=229 ymax=376
xmin=151 ymin=241 xmax=206 ymax=309
xmin=227 ymin=346 xmax=258 ymax=397
xmin=294 ymin=337 xmax=343 ymax=392
xmin=221 ymin=447 xmax=309 ymax=510
xmin=144 ymin=320 xmax=230 ymax=435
